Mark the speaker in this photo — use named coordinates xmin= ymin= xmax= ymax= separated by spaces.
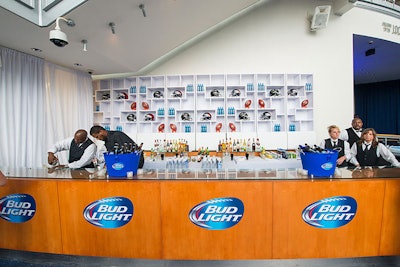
xmin=311 ymin=5 xmax=331 ymax=31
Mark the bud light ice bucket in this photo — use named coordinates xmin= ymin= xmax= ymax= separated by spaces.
xmin=104 ymin=152 xmax=140 ymax=177
xmin=300 ymin=150 xmax=338 ymax=177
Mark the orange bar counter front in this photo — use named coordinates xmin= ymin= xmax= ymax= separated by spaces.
xmin=0 ymin=167 xmax=400 ymax=260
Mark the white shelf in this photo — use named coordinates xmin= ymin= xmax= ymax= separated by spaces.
xmin=93 ymin=73 xmax=314 ymax=149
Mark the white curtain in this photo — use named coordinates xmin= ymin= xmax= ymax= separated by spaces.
xmin=0 ymin=47 xmax=45 ymax=168
xmin=44 ymin=63 xmax=93 ymax=165
xmin=0 ymin=46 xmax=93 ymax=168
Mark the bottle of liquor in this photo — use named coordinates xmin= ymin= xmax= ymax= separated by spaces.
xmin=252 ymin=138 xmax=256 ymax=152
xmin=113 ymin=142 xmax=119 ymax=154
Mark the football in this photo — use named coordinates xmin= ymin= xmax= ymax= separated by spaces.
xmin=301 ymin=99 xmax=309 ymax=108
xmin=258 ymin=99 xmax=265 ymax=108
xmin=130 ymin=102 xmax=136 ymax=110
xmin=229 ymin=122 xmax=236 ymax=132
xmin=215 ymin=123 xmax=222 ymax=132
xmin=142 ymin=101 xmax=149 ymax=110
xmin=245 ymin=99 xmax=252 ymax=108
xmin=170 ymin=123 xmax=177 ymax=133
xmin=158 ymin=123 xmax=165 ymax=133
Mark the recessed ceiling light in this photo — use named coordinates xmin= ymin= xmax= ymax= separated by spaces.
xmin=368 ymin=40 xmax=374 ymax=44
xmin=31 ymin=48 xmax=42 ymax=52
xmin=74 ymin=63 xmax=83 ymax=67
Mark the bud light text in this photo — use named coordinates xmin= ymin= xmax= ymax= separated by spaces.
xmin=302 ymin=196 xmax=357 ymax=229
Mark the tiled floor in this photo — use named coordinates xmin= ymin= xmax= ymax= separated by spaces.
xmin=1 ymin=249 xmax=400 ymax=267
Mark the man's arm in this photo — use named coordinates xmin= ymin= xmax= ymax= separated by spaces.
xmin=339 ymin=129 xmax=349 ymax=142
xmin=47 ymin=137 xmax=72 ymax=165
xmin=377 ymin=143 xmax=400 ymax=167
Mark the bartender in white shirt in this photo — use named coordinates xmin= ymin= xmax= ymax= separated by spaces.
xmin=349 ymin=128 xmax=400 ymax=167
xmin=47 ymin=129 xmax=96 ymax=169
xmin=320 ymin=125 xmax=351 ymax=167
xmin=340 ymin=117 xmax=363 ymax=147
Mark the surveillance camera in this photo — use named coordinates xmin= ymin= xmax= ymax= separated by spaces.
xmin=49 ymin=29 xmax=68 ymax=47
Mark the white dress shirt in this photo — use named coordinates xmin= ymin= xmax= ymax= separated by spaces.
xmin=48 ymin=137 xmax=96 ymax=169
xmin=339 ymin=128 xmax=362 ymax=142
xmin=349 ymin=142 xmax=400 ymax=167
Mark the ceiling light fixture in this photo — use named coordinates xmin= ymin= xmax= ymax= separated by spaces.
xmin=109 ymin=22 xmax=116 ymax=34
xmin=81 ymin=39 xmax=88 ymax=51
xmin=49 ymin=17 xmax=75 ymax=47
xmin=139 ymin=4 xmax=147 ymax=17
xmin=31 ymin=48 xmax=42 ymax=52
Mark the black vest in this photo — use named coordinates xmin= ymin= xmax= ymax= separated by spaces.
xmin=346 ymin=128 xmax=360 ymax=147
xmin=324 ymin=139 xmax=347 ymax=167
xmin=355 ymin=143 xmax=379 ymax=167
xmin=69 ymin=139 xmax=94 ymax=168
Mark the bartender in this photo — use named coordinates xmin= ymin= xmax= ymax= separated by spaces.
xmin=349 ymin=128 xmax=400 ymax=167
xmin=47 ymin=129 xmax=96 ymax=168
xmin=89 ymin=126 xmax=144 ymax=168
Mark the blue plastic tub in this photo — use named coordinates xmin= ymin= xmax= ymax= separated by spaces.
xmin=104 ymin=152 xmax=140 ymax=177
xmin=300 ymin=150 xmax=338 ymax=177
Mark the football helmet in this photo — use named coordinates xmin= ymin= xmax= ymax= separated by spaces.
xmin=201 ymin=112 xmax=212 ymax=121
xmin=102 ymin=93 xmax=110 ymax=100
xmin=210 ymin=89 xmax=221 ymax=97
xmin=153 ymin=90 xmax=164 ymax=98
xmin=259 ymin=111 xmax=271 ymax=120
xmin=238 ymin=111 xmax=249 ymax=120
xmin=269 ymin=89 xmax=281 ymax=96
xmin=181 ymin=112 xmax=192 ymax=121
xmin=171 ymin=90 xmax=183 ymax=98
xmin=230 ymin=88 xmax=241 ymax=97
xmin=117 ymin=92 xmax=128 ymax=99
xmin=288 ymin=88 xmax=298 ymax=96
xmin=127 ymin=113 xmax=136 ymax=122
xmin=144 ymin=113 xmax=155 ymax=121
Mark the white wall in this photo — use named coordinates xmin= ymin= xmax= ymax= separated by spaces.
xmin=148 ymin=0 xmax=400 ymax=144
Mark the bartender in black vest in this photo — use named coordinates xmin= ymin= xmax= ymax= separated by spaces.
xmin=320 ymin=125 xmax=351 ymax=167
xmin=48 ymin=129 xmax=96 ymax=168
xmin=349 ymin=128 xmax=400 ymax=167
xmin=340 ymin=117 xmax=363 ymax=147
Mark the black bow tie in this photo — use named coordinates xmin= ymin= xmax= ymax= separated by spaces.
xmin=355 ymin=129 xmax=362 ymax=132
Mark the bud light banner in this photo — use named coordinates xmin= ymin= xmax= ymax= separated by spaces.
xmin=83 ymin=196 xmax=133 ymax=228
xmin=0 ymin=194 xmax=36 ymax=223
xmin=302 ymin=196 xmax=357 ymax=229
xmin=189 ymin=197 xmax=244 ymax=230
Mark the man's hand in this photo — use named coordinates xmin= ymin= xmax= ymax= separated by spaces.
xmin=48 ymin=152 xmax=58 ymax=165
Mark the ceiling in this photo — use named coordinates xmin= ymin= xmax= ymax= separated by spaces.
xmin=0 ymin=0 xmax=399 ymax=84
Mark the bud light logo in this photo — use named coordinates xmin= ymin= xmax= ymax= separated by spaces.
xmin=83 ymin=197 xmax=133 ymax=228
xmin=189 ymin=197 xmax=244 ymax=230
xmin=302 ymin=196 xmax=357 ymax=229
xmin=0 ymin=194 xmax=36 ymax=223
xmin=321 ymin=162 xmax=334 ymax=170
xmin=112 ymin=163 xmax=124 ymax=170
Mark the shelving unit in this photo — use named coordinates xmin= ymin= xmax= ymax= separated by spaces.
xmin=93 ymin=73 xmax=315 ymax=150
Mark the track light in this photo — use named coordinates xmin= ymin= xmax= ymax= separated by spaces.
xmin=81 ymin=40 xmax=87 ymax=52
xmin=49 ymin=17 xmax=75 ymax=47
xmin=139 ymin=4 xmax=146 ymax=17
xmin=109 ymin=22 xmax=116 ymax=34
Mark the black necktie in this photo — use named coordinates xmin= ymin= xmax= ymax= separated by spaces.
xmin=364 ymin=144 xmax=370 ymax=151
xmin=333 ymin=141 xmax=337 ymax=147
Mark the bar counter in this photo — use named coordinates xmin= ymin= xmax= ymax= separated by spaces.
xmin=1 ymin=161 xmax=400 ymax=260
